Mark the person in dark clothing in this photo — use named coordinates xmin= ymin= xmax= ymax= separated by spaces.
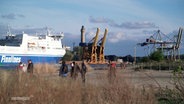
xmin=73 ymin=63 xmax=80 ymax=80
xmin=27 ymin=60 xmax=34 ymax=74
xmin=81 ymin=61 xmax=87 ymax=83
xmin=59 ymin=61 xmax=68 ymax=77
xmin=70 ymin=61 xmax=75 ymax=78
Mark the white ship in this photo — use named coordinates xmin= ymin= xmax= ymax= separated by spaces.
xmin=0 ymin=29 xmax=66 ymax=67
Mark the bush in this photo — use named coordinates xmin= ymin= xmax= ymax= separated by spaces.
xmin=149 ymin=50 xmax=164 ymax=62
xmin=62 ymin=50 xmax=74 ymax=61
xmin=141 ymin=56 xmax=150 ymax=62
xmin=157 ymin=70 xmax=184 ymax=104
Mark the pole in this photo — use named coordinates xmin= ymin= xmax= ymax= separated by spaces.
xmin=134 ymin=46 xmax=136 ymax=64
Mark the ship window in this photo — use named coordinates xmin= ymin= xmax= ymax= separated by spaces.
xmin=0 ymin=34 xmax=23 ymax=46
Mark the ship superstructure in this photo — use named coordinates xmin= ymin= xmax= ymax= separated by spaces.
xmin=0 ymin=30 xmax=66 ymax=67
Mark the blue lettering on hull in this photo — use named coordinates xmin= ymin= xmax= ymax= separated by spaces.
xmin=1 ymin=55 xmax=21 ymax=63
xmin=0 ymin=55 xmax=62 ymax=69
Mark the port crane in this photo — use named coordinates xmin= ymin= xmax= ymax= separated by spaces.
xmin=89 ymin=28 xmax=99 ymax=63
xmin=137 ymin=27 xmax=183 ymax=60
xmin=161 ymin=27 xmax=183 ymax=60
xmin=79 ymin=26 xmax=108 ymax=63
xmin=97 ymin=29 xmax=108 ymax=63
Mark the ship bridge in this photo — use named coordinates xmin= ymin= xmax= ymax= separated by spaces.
xmin=0 ymin=34 xmax=23 ymax=46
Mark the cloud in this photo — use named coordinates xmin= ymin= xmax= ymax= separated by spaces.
xmin=89 ymin=16 xmax=158 ymax=29
xmin=142 ymin=30 xmax=156 ymax=35
xmin=1 ymin=13 xmax=16 ymax=19
xmin=89 ymin=16 xmax=113 ymax=23
xmin=17 ymin=14 xmax=25 ymax=18
xmin=108 ymin=32 xmax=127 ymax=43
xmin=1 ymin=13 xmax=25 ymax=19
xmin=0 ymin=24 xmax=9 ymax=37
xmin=64 ymin=32 xmax=80 ymax=39
xmin=0 ymin=24 xmax=45 ymax=36
xmin=13 ymin=27 xmax=45 ymax=35
xmin=110 ymin=21 xmax=158 ymax=29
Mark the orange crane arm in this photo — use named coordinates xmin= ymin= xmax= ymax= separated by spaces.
xmin=90 ymin=28 xmax=99 ymax=63
xmin=98 ymin=28 xmax=108 ymax=63
xmin=100 ymin=28 xmax=108 ymax=47
xmin=93 ymin=28 xmax=99 ymax=47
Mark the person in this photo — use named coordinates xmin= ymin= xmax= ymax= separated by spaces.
xmin=108 ymin=60 xmax=116 ymax=83
xmin=73 ymin=63 xmax=80 ymax=80
xmin=81 ymin=61 xmax=87 ymax=83
xmin=17 ymin=62 xmax=24 ymax=72
xmin=17 ymin=62 xmax=24 ymax=81
xmin=70 ymin=61 xmax=75 ymax=78
xmin=59 ymin=61 xmax=68 ymax=77
xmin=27 ymin=60 xmax=34 ymax=74
xmin=22 ymin=64 xmax=27 ymax=72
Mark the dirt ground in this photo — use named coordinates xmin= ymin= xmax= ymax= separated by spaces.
xmin=2 ymin=64 xmax=176 ymax=89
xmin=85 ymin=66 xmax=176 ymax=89
xmin=38 ymin=65 xmax=177 ymax=89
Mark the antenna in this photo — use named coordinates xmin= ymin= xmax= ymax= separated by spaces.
xmin=46 ymin=27 xmax=51 ymax=36
xmin=7 ymin=25 xmax=12 ymax=36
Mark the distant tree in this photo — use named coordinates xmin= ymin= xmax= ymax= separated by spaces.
xmin=62 ymin=50 xmax=73 ymax=61
xmin=105 ymin=55 xmax=117 ymax=61
xmin=149 ymin=50 xmax=164 ymax=62
xmin=180 ymin=54 xmax=184 ymax=60
xmin=141 ymin=56 xmax=150 ymax=62
xmin=123 ymin=55 xmax=134 ymax=62
xmin=73 ymin=46 xmax=82 ymax=61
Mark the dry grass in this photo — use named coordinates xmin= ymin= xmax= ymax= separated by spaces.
xmin=0 ymin=65 xmax=157 ymax=104
xmin=34 ymin=64 xmax=58 ymax=74
xmin=65 ymin=61 xmax=94 ymax=72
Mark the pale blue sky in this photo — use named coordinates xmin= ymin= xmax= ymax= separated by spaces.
xmin=0 ymin=0 xmax=184 ymax=56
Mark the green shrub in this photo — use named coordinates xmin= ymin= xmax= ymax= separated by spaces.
xmin=149 ymin=50 xmax=164 ymax=62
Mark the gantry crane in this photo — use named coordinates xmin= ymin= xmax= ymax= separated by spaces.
xmin=175 ymin=27 xmax=183 ymax=50
xmin=137 ymin=27 xmax=183 ymax=60
xmin=172 ymin=27 xmax=183 ymax=60
xmin=97 ymin=28 xmax=108 ymax=63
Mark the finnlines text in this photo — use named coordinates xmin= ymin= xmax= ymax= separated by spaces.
xmin=1 ymin=55 xmax=21 ymax=63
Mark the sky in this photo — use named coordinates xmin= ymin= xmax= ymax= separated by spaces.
xmin=0 ymin=0 xmax=184 ymax=56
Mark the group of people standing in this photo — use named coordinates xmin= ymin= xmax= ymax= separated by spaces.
xmin=59 ymin=60 xmax=87 ymax=83
xmin=16 ymin=59 xmax=118 ymax=84
xmin=17 ymin=59 xmax=34 ymax=74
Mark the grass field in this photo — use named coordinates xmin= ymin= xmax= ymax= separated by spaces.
xmin=0 ymin=63 xmax=183 ymax=104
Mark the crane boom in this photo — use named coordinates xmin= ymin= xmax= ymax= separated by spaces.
xmin=175 ymin=27 xmax=183 ymax=49
xmin=98 ymin=28 xmax=108 ymax=63
xmin=90 ymin=28 xmax=99 ymax=63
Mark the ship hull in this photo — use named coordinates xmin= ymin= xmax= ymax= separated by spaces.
xmin=0 ymin=53 xmax=63 ymax=69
